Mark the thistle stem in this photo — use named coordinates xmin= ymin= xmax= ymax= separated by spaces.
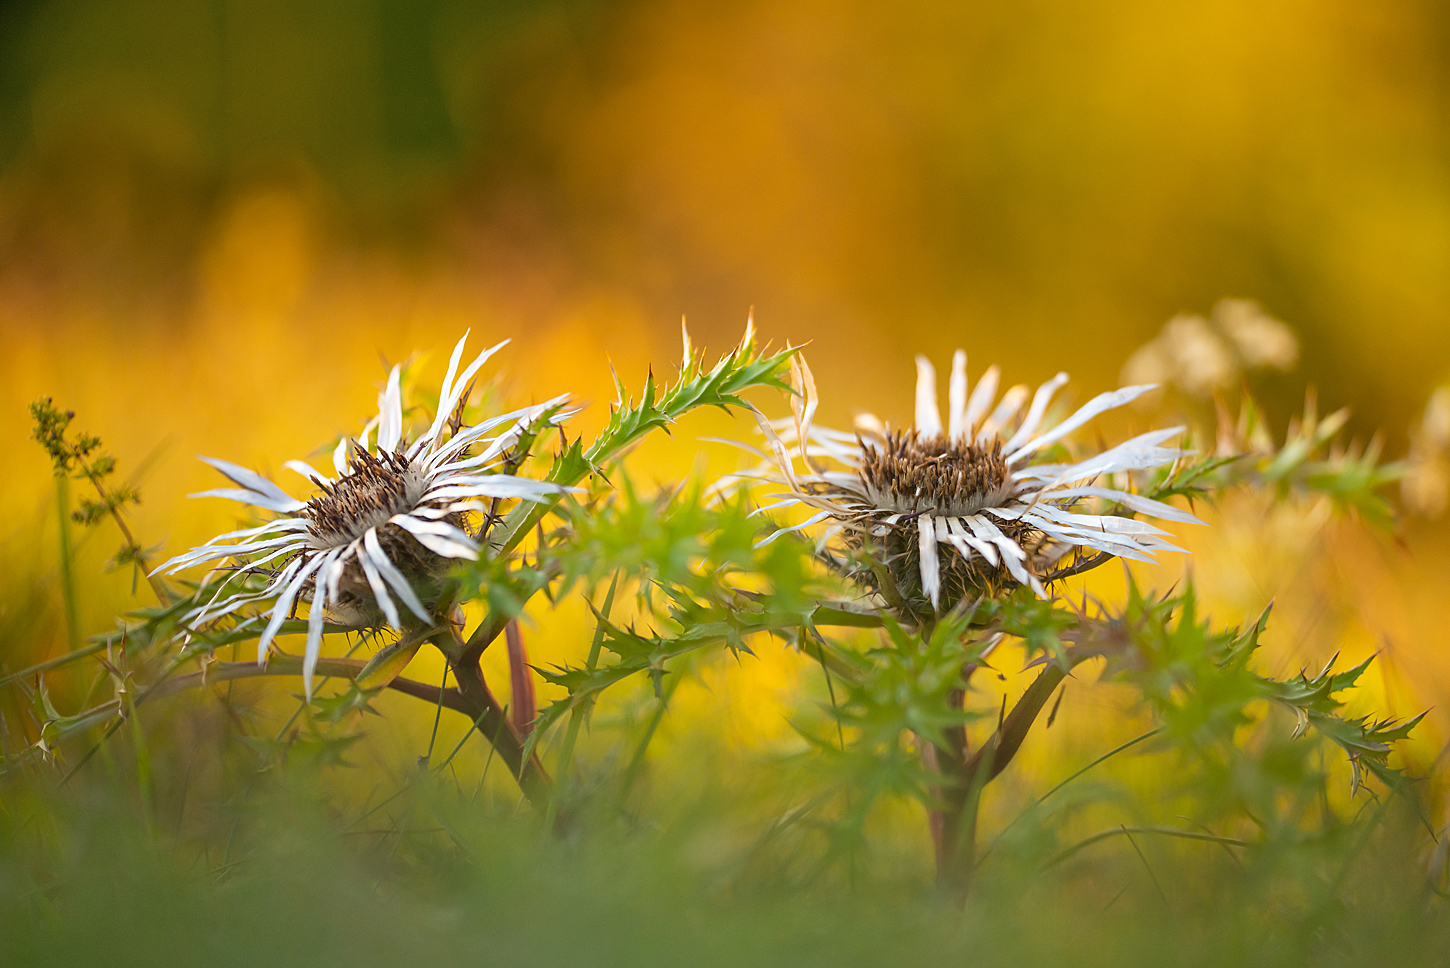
xmin=924 ymin=659 xmax=1081 ymax=901
xmin=446 ymin=655 xmax=553 ymax=808
xmin=928 ymin=686 xmax=976 ymax=902
xmin=1040 ymin=551 xmax=1113 ymax=584
xmin=430 ymin=624 xmax=553 ymax=809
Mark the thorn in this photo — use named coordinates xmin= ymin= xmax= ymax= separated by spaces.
xmin=447 ymin=378 xmax=476 ymax=438
xmin=1046 ymin=685 xmax=1065 ymax=729
xmin=740 ymin=308 xmax=756 ymax=354
xmin=609 ymin=358 xmax=624 ymax=409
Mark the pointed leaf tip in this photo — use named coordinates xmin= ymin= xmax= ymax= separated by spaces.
xmin=740 ymin=310 xmax=756 ymax=355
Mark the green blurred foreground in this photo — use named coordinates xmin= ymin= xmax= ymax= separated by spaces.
xmin=2 ymin=775 xmax=1446 ymax=968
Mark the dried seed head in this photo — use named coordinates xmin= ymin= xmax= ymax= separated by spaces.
xmin=743 ymin=348 xmax=1194 ymax=619
xmin=305 ymin=448 xmax=427 ymax=549
xmin=839 ymin=524 xmax=1025 ymax=624
xmin=834 ymin=430 xmax=1034 ymax=620
xmin=858 ymin=431 xmax=1015 ymax=517
xmin=299 ymin=447 xmax=465 ymax=625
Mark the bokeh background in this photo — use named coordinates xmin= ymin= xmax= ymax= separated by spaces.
xmin=3 ymin=0 xmax=1449 ymax=828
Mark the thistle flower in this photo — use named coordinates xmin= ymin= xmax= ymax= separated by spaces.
xmin=742 ymin=352 xmax=1202 ymax=619
xmin=156 ymin=333 xmax=573 ymax=693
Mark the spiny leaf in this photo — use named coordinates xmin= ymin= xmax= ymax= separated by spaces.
xmin=355 ymin=638 xmax=425 ymax=691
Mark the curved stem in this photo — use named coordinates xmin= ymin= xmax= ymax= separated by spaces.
xmin=433 ymin=627 xmax=553 ymax=809
xmin=71 ymin=650 xmax=553 ymax=808
xmin=1044 ymin=825 xmax=1250 ymax=869
xmin=926 ymin=652 xmax=1092 ymax=901
xmin=1040 ymin=551 xmax=1113 ymax=584
xmin=144 ymin=656 xmax=471 ymax=716
xmin=964 ymin=664 xmax=1068 ymax=786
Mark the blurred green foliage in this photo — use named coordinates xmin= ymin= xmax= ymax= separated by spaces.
xmin=0 ymin=736 xmax=1445 ymax=968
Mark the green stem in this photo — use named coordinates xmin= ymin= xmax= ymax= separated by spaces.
xmin=121 ymin=686 xmax=156 ymax=839
xmin=435 ymin=707 xmax=490 ymax=775
xmin=545 ymin=573 xmax=618 ymax=832
xmin=54 ymin=475 xmax=81 ymax=655
xmin=618 ymin=672 xmax=681 ymax=805
xmin=422 ymin=665 xmax=450 ymax=766
xmin=977 ymin=727 xmax=1160 ymax=865
xmin=74 ymin=453 xmax=171 ymax=605
xmin=1044 ymin=825 xmax=1250 ymax=869
xmin=0 ymin=643 xmax=107 ymax=689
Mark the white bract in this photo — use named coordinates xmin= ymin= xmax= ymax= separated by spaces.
xmin=156 ymin=333 xmax=575 ymax=695
xmin=735 ymin=351 xmax=1202 ymax=612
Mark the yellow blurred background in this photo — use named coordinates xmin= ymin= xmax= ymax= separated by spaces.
xmin=2 ymin=0 xmax=1448 ymax=830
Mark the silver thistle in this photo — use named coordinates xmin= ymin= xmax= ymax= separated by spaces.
xmin=155 ymin=333 xmax=574 ymax=694
xmin=737 ymin=350 xmax=1203 ymax=618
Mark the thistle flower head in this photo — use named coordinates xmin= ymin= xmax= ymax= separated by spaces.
xmin=156 ymin=332 xmax=575 ymax=694
xmin=739 ymin=350 xmax=1203 ymax=620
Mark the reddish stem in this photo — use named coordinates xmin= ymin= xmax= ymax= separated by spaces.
xmin=505 ymin=620 xmax=537 ymax=739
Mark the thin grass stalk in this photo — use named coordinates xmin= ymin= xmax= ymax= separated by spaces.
xmin=618 ymin=672 xmax=682 ymax=806
xmin=977 ymin=727 xmax=1161 ymax=865
xmin=54 ymin=475 xmax=81 ymax=656
xmin=545 ymin=573 xmax=618 ymax=833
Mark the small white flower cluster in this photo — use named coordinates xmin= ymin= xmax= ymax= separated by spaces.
xmin=1121 ymin=299 xmax=1299 ymax=398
